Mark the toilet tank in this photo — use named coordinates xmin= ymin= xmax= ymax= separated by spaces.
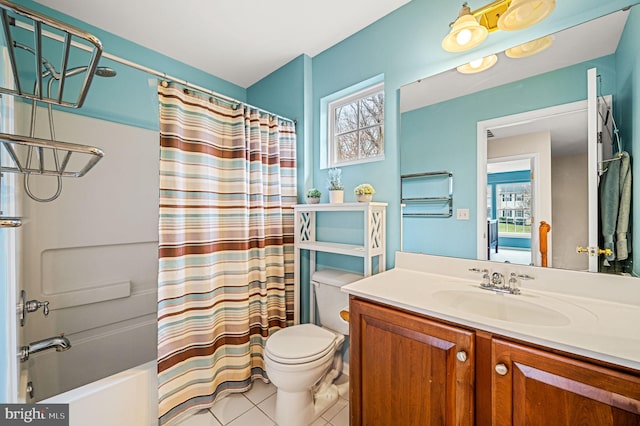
xmin=312 ymin=269 xmax=363 ymax=336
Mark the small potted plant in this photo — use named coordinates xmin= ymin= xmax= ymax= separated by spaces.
xmin=306 ymin=188 xmax=321 ymax=204
xmin=354 ymin=183 xmax=375 ymax=203
xmin=327 ymin=168 xmax=344 ymax=204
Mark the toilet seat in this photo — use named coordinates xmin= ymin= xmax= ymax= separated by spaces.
xmin=265 ymin=324 xmax=337 ymax=365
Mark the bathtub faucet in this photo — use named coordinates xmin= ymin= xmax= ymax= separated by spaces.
xmin=19 ymin=334 xmax=71 ymax=362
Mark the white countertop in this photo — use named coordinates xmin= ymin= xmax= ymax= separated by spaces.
xmin=342 ymin=253 xmax=640 ymax=371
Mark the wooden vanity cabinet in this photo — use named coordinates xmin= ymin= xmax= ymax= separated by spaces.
xmin=490 ymin=338 xmax=640 ymax=425
xmin=349 ymin=298 xmax=475 ymax=426
xmin=350 ymin=297 xmax=640 ymax=425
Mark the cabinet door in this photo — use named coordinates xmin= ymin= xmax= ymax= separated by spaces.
xmin=492 ymin=338 xmax=640 ymax=425
xmin=350 ymin=298 xmax=474 ymax=425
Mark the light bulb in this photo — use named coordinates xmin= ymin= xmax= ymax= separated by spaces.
xmin=456 ymin=54 xmax=498 ymax=74
xmin=505 ymin=35 xmax=554 ymax=58
xmin=456 ymin=29 xmax=472 ymax=46
xmin=469 ymin=58 xmax=484 ymax=68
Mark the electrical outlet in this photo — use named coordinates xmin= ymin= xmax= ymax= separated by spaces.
xmin=456 ymin=208 xmax=470 ymax=220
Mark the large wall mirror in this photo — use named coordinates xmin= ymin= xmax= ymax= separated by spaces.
xmin=399 ymin=6 xmax=638 ymax=276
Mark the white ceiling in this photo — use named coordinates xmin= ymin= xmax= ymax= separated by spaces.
xmin=489 ymin=109 xmax=588 ymax=157
xmin=32 ymin=0 xmax=411 ymax=88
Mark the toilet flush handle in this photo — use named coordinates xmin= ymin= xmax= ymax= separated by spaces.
xmin=339 ymin=310 xmax=350 ymax=322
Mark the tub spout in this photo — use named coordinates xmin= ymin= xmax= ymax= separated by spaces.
xmin=19 ymin=335 xmax=71 ymax=362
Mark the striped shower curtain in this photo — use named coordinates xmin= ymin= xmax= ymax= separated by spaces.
xmin=156 ymin=82 xmax=296 ymax=425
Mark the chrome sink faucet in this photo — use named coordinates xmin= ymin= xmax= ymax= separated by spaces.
xmin=471 ymin=268 xmax=523 ymax=295
xmin=491 ymin=272 xmax=504 ymax=286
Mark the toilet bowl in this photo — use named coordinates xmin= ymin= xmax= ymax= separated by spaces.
xmin=264 ymin=323 xmax=345 ymax=426
xmin=264 ymin=269 xmax=362 ymax=426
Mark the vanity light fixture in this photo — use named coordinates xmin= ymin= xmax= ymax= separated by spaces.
xmin=456 ymin=54 xmax=498 ymax=74
xmin=442 ymin=3 xmax=489 ymax=52
xmin=498 ymin=0 xmax=556 ymax=31
xmin=505 ymin=35 xmax=554 ymax=58
xmin=442 ymin=0 xmax=555 ymax=52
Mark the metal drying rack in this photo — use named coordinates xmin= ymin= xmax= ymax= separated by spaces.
xmin=400 ymin=171 xmax=454 ymax=218
xmin=0 ymin=0 xmax=106 ymax=225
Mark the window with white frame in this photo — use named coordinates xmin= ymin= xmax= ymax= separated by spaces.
xmin=328 ymin=82 xmax=384 ymax=167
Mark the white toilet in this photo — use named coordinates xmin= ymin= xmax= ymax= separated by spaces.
xmin=264 ymin=269 xmax=362 ymax=426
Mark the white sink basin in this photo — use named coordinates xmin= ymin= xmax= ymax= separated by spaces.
xmin=432 ymin=289 xmax=572 ymax=326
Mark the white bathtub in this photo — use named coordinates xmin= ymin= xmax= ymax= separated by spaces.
xmin=42 ymin=360 xmax=158 ymax=426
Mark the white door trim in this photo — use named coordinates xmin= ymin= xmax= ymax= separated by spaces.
xmin=476 ymin=99 xmax=589 ymax=262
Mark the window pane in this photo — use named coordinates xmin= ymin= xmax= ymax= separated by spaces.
xmin=359 ymin=93 xmax=383 ymax=127
xmin=336 ymin=132 xmax=359 ymax=162
xmin=496 ymin=182 xmax=531 ymax=234
xmin=359 ymin=126 xmax=383 ymax=158
xmin=335 ymin=103 xmax=358 ymax=134
xmin=329 ymin=83 xmax=384 ymax=166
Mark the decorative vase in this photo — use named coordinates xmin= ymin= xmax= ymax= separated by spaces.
xmin=357 ymin=194 xmax=373 ymax=203
xmin=306 ymin=197 xmax=320 ymax=204
xmin=329 ymin=190 xmax=344 ymax=204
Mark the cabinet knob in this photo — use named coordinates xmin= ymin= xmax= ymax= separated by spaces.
xmin=456 ymin=351 xmax=467 ymax=362
xmin=495 ymin=363 xmax=509 ymax=376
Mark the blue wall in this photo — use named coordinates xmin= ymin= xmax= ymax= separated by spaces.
xmin=11 ymin=0 xmax=639 ymax=265
xmin=308 ymin=0 xmax=640 ymax=274
xmin=615 ymin=6 xmax=640 ymax=274
xmin=14 ymin=0 xmax=640 ymax=276
xmin=400 ymin=55 xmax=616 ymax=258
xmin=247 ymin=54 xmax=311 ymax=200
xmin=1 ymin=0 xmax=638 ymax=357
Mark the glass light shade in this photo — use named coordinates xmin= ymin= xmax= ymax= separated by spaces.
xmin=442 ymin=13 xmax=489 ymax=52
xmin=497 ymin=0 xmax=556 ymax=31
xmin=505 ymin=35 xmax=554 ymax=58
xmin=456 ymin=54 xmax=498 ymax=74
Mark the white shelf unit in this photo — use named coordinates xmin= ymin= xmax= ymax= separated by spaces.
xmin=293 ymin=202 xmax=387 ymax=324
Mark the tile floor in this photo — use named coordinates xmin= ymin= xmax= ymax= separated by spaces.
xmin=177 ymin=376 xmax=349 ymax=426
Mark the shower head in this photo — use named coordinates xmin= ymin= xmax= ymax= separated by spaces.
xmin=95 ymin=67 xmax=117 ymax=78
xmin=64 ymin=65 xmax=117 ymax=78
xmin=13 ymin=41 xmax=117 ymax=79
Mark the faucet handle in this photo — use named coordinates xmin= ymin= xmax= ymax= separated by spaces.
xmin=491 ymin=271 xmax=504 ymax=286
xmin=26 ymin=299 xmax=49 ymax=317
xmin=516 ymin=273 xmax=535 ymax=280
xmin=481 ymin=270 xmax=491 ymax=287
xmin=508 ymin=272 xmax=518 ymax=287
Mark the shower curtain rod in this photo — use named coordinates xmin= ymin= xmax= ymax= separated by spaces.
xmin=13 ymin=19 xmax=297 ymax=125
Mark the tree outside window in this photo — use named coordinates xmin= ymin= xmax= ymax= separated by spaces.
xmin=329 ymin=83 xmax=384 ymax=166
